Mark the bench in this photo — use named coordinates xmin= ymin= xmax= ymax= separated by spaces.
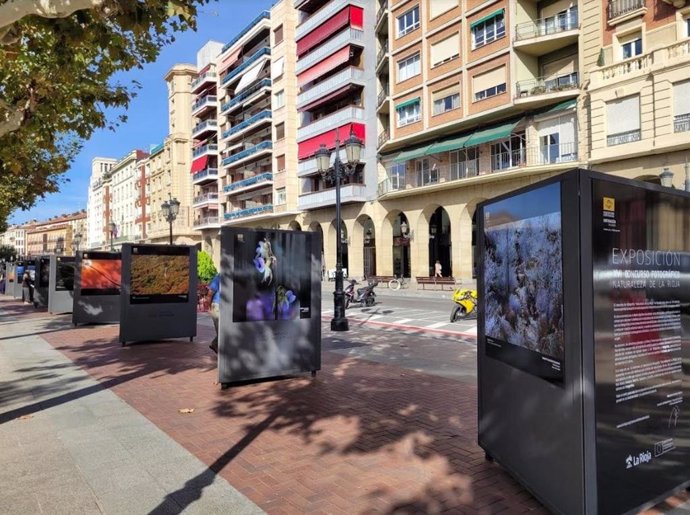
xmin=369 ymin=276 xmax=396 ymax=288
xmin=415 ymin=276 xmax=456 ymax=291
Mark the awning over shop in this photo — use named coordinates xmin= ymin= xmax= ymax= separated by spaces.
xmin=426 ymin=134 xmax=471 ymax=155
xmin=470 ymin=8 xmax=504 ymax=28
xmin=464 ymin=118 xmax=522 ymax=148
xmin=190 ymin=156 xmax=208 ymax=174
xmin=393 ymin=144 xmax=432 ymax=163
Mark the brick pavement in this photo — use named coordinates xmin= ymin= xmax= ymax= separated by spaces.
xmin=2 ymin=296 xmax=688 ymax=514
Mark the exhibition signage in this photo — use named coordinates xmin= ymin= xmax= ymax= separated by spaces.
xmin=119 ymin=244 xmax=197 ymax=345
xmin=218 ymin=227 xmax=322 ymax=385
xmin=477 ymin=169 xmax=689 ymax=515
xmin=72 ymin=251 xmax=122 ymax=325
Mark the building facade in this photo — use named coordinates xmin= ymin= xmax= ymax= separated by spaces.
xmin=0 ymin=223 xmax=32 ymax=256
xmin=86 ymin=157 xmax=116 ymax=249
xmin=25 ymin=211 xmax=87 ymax=257
xmin=109 ymin=150 xmax=149 ymax=246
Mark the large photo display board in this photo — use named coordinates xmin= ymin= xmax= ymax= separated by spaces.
xmin=48 ymin=255 xmax=76 ymax=314
xmin=72 ymin=251 xmax=121 ymax=325
xmin=219 ymin=227 xmax=321 ymax=385
xmin=591 ymin=178 xmax=690 ymax=514
xmin=119 ymin=244 xmax=197 ymax=344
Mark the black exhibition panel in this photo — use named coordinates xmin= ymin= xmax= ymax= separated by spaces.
xmin=72 ymin=250 xmax=121 ymax=325
xmin=33 ymin=256 xmax=51 ymax=308
xmin=48 ymin=255 xmax=76 ymax=314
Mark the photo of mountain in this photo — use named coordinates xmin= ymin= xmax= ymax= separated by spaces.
xmin=131 ymin=254 xmax=189 ymax=296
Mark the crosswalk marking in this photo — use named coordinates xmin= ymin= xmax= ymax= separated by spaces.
xmin=425 ymin=322 xmax=448 ymax=329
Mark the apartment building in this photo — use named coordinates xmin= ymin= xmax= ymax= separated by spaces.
xmin=25 ymin=211 xmax=87 ymax=256
xmin=87 ymin=157 xmax=116 ymax=249
xmin=584 ymin=0 xmax=690 ymax=187
xmin=0 ymin=223 xmax=32 ymax=256
xmin=109 ymin=149 xmax=149 ymax=246
xmin=134 ymin=157 xmax=150 ymax=241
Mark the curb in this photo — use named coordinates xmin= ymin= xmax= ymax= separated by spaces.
xmin=322 ymin=315 xmax=477 ymax=340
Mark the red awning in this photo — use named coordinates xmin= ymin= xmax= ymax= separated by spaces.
xmin=190 ymin=156 xmax=208 ymax=174
xmin=218 ymin=47 xmax=242 ymax=74
xmin=297 ymin=6 xmax=350 ymax=56
xmin=298 ymin=122 xmax=365 ymax=160
xmin=298 ymin=46 xmax=352 ymax=87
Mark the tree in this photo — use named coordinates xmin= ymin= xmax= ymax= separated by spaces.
xmin=197 ymin=249 xmax=217 ymax=284
xmin=0 ymin=0 xmax=208 ymax=227
xmin=0 ymin=243 xmax=16 ymax=261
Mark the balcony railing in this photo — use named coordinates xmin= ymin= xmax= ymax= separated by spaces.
xmin=193 ymin=192 xmax=219 ymax=204
xmin=607 ymin=0 xmax=644 ymax=20
xmin=192 ymin=95 xmax=217 ymax=112
xmin=192 ymin=119 xmax=218 ymax=135
xmin=376 ymin=2 xmax=388 ymax=28
xmin=297 ymin=67 xmax=364 ymax=108
xmin=296 ymin=0 xmax=354 ymax=40
xmin=191 ymin=71 xmax=217 ymax=90
xmin=674 ymin=113 xmax=690 ymax=133
xmin=222 ymin=47 xmax=271 ymax=86
xmin=296 ymin=28 xmax=364 ymax=74
xmin=224 ymin=204 xmax=273 ymax=220
xmin=221 ymin=78 xmax=272 ymax=113
xmin=224 ymin=172 xmax=273 ymax=193
xmin=298 ymin=106 xmax=365 ymax=141
xmin=222 ymin=141 xmax=273 ymax=166
xmin=515 ymin=10 xmax=578 ymax=41
xmin=378 ymin=130 xmax=390 ymax=148
xmin=149 ymin=143 xmax=164 ymax=156
xmin=222 ymin=11 xmax=270 ymax=53
xmin=224 ymin=110 xmax=272 ymax=139
xmin=192 ymin=168 xmax=219 ymax=182
xmin=607 ymin=129 xmax=641 ymax=146
xmin=377 ymin=84 xmax=389 ymax=106
xmin=376 ymin=41 xmax=389 ymax=67
xmin=193 ymin=216 xmax=220 ymax=228
xmin=515 ymin=72 xmax=579 ymax=98
xmin=193 ymin=143 xmax=218 ymax=158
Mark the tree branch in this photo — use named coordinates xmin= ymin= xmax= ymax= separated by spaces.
xmin=0 ymin=0 xmax=105 ymax=32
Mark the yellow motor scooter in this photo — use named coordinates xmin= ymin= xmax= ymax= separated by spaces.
xmin=450 ymin=288 xmax=478 ymax=322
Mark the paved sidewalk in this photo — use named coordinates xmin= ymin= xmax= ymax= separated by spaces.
xmin=1 ymin=296 xmax=688 ymax=514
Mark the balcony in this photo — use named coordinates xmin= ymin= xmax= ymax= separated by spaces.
xmin=191 ymin=168 xmax=219 ymax=185
xmin=296 ymin=0 xmax=361 ymax=40
xmin=224 ymin=204 xmax=273 ymax=221
xmin=377 ymin=84 xmax=389 ymax=109
xmin=222 ymin=47 xmax=271 ymax=87
xmin=376 ymin=41 xmax=389 ymax=70
xmin=675 ymin=113 xmax=690 ymax=133
xmin=192 ymin=192 xmax=219 ymax=207
xmin=220 ymin=78 xmax=272 ymax=115
xmin=222 ymin=141 xmax=273 ymax=168
xmin=191 ymin=95 xmax=218 ymax=116
xmin=222 ymin=110 xmax=272 ymax=142
xmin=377 ymin=130 xmax=390 ymax=148
xmin=298 ymin=106 xmax=365 ymax=142
xmin=298 ymin=183 xmax=367 ymax=210
xmin=515 ymin=73 xmax=579 ymax=102
xmin=221 ymin=11 xmax=270 ymax=54
xmin=607 ymin=129 xmax=641 ymax=146
xmin=192 ymin=143 xmax=218 ymax=159
xmin=375 ymin=2 xmax=388 ymax=31
xmin=191 ymin=71 xmax=217 ymax=93
xmin=193 ymin=216 xmax=220 ymax=229
xmin=607 ymin=0 xmax=645 ymax=22
xmin=224 ymin=172 xmax=273 ymax=196
xmin=298 ymin=148 xmax=347 ymax=177
xmin=513 ymin=11 xmax=578 ymax=56
xmin=296 ymin=28 xmax=364 ymax=75
xmin=192 ymin=119 xmax=218 ymax=139
xmin=297 ymin=67 xmax=365 ymax=110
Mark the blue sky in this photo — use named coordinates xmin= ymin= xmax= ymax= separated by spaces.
xmin=10 ymin=0 xmax=274 ymax=225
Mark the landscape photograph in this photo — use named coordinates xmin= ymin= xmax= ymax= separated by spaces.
xmin=81 ymin=259 xmax=121 ymax=292
xmin=130 ymin=254 xmax=189 ymax=296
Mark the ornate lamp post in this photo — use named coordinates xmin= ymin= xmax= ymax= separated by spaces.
xmin=71 ymin=233 xmax=82 ymax=255
xmin=108 ymin=222 xmax=117 ymax=251
xmin=315 ymin=129 xmax=363 ymax=332
xmin=161 ymin=193 xmax=181 ymax=245
xmin=660 ymin=167 xmax=674 ymax=188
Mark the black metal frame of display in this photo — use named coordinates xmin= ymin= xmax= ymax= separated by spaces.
xmin=477 ymin=168 xmax=690 ymax=515
xmin=48 ymin=255 xmax=76 ymax=314
xmin=33 ymin=256 xmax=51 ymax=308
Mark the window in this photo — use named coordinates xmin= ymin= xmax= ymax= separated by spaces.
xmin=397 ymin=6 xmax=420 ymax=37
xmin=607 ymin=96 xmax=641 ymax=145
xmin=272 ymin=56 xmax=285 ymax=79
xmin=396 ymin=98 xmax=421 ymax=126
xmin=431 ymin=34 xmax=460 ymax=67
xmin=274 ymin=24 xmax=284 ymax=45
xmin=450 ymin=148 xmax=479 ymax=179
xmin=686 ymin=17 xmax=690 ymax=37
xmin=397 ymin=53 xmax=421 ymax=82
xmin=471 ymin=11 xmax=505 ymax=49
xmin=275 ymin=122 xmax=285 ymax=140
xmin=621 ymin=36 xmax=642 ymax=59
xmin=275 ymin=188 xmax=286 ymax=205
xmin=536 ymin=114 xmax=577 ymax=164
xmin=274 ymin=90 xmax=285 ymax=109
xmin=389 ymin=163 xmax=406 ymax=190
xmin=416 ymin=158 xmax=437 ymax=186
xmin=473 ymin=66 xmax=507 ymax=101
xmin=276 ymin=154 xmax=286 ymax=171
xmin=432 ymin=86 xmax=460 ymax=115
xmin=673 ymin=80 xmax=690 ymax=133
xmin=490 ymin=133 xmax=526 ymax=170
xmin=429 ymin=0 xmax=457 ymax=19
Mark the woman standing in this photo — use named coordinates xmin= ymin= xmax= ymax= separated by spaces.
xmin=21 ymin=271 xmax=32 ymax=304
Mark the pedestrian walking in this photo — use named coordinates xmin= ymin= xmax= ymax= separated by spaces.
xmin=207 ymin=273 xmax=221 ymax=353
xmin=434 ymin=260 xmax=443 ymax=278
xmin=21 ymin=271 xmax=32 ymax=304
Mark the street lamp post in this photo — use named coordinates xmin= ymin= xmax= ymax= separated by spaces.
xmin=108 ymin=222 xmax=116 ymax=251
xmin=315 ymin=129 xmax=363 ymax=332
xmin=161 ymin=193 xmax=181 ymax=245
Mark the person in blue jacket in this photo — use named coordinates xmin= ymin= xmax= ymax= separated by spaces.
xmin=207 ymin=273 xmax=221 ymax=353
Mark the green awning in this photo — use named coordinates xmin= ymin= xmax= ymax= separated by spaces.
xmin=395 ymin=97 xmax=421 ymax=110
xmin=464 ymin=118 xmax=523 ymax=147
xmin=470 ymin=8 xmax=504 ymax=28
xmin=542 ymin=98 xmax=577 ymax=114
xmin=426 ymin=134 xmax=472 ymax=155
xmin=394 ymin=145 xmax=432 ymax=163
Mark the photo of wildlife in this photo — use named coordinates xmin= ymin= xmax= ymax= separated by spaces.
xmin=80 ymin=258 xmax=121 ymax=295
xmin=130 ymin=254 xmax=189 ymax=297
xmin=484 ymin=182 xmax=565 ymax=361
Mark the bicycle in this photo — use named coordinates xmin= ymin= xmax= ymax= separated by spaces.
xmin=388 ymin=275 xmax=408 ymax=291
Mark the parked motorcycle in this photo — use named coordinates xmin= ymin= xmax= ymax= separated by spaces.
xmin=450 ymin=288 xmax=478 ymax=322
xmin=344 ymin=279 xmax=378 ymax=309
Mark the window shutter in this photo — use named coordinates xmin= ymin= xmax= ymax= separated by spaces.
xmin=473 ymin=66 xmax=505 ymax=93
xmin=430 ymin=34 xmax=460 ymax=66
xmin=430 ymin=0 xmax=458 ymax=18
xmin=542 ymin=55 xmax=577 ymax=78
xmin=272 ymin=57 xmax=285 ymax=78
xmin=673 ymin=80 xmax=690 ymax=116
xmin=607 ymin=96 xmax=639 ymax=135
xmin=432 ymin=85 xmax=460 ymax=103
